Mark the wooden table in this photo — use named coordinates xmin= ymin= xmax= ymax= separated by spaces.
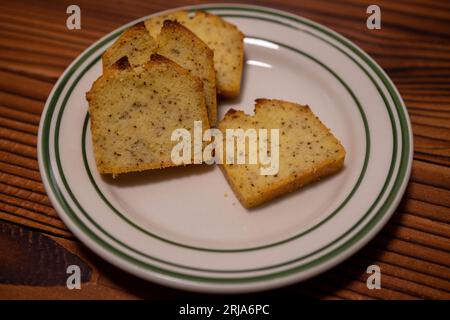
xmin=0 ymin=0 xmax=449 ymax=300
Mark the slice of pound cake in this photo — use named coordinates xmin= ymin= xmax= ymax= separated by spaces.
xmin=86 ymin=55 xmax=209 ymax=175
xmin=145 ymin=11 xmax=244 ymax=97
xmin=156 ymin=20 xmax=217 ymax=126
xmin=218 ymin=99 xmax=346 ymax=208
xmin=102 ymin=20 xmax=217 ymax=126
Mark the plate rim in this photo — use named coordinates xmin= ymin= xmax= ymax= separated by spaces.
xmin=37 ymin=3 xmax=413 ymax=293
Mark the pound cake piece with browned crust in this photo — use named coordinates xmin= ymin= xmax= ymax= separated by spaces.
xmin=102 ymin=22 xmax=157 ymax=69
xmin=145 ymin=11 xmax=244 ymax=97
xmin=218 ymin=99 xmax=346 ymax=208
xmin=86 ymin=55 xmax=210 ymax=175
xmin=101 ymin=20 xmax=217 ymax=126
xmin=156 ymin=20 xmax=217 ymax=125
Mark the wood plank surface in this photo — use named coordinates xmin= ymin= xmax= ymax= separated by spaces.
xmin=0 ymin=0 xmax=449 ymax=300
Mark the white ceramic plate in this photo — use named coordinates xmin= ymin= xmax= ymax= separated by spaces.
xmin=38 ymin=4 xmax=413 ymax=293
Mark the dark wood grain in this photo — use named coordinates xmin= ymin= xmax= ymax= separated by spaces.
xmin=0 ymin=0 xmax=449 ymax=299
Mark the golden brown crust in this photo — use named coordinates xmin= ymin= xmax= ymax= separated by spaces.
xmin=111 ymin=56 xmax=131 ymax=70
xmin=149 ymin=52 xmax=169 ymax=63
xmin=162 ymin=19 xmax=183 ymax=30
xmin=222 ymin=108 xmax=246 ymax=120
xmin=229 ymin=153 xmax=345 ymax=208
xmin=143 ymin=11 xmax=189 ymax=37
xmin=98 ymin=160 xmax=181 ymax=175
xmin=132 ymin=21 xmax=146 ymax=30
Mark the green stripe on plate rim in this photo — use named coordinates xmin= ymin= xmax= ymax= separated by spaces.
xmin=40 ymin=5 xmax=411 ymax=282
xmin=80 ymin=34 xmax=370 ymax=253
